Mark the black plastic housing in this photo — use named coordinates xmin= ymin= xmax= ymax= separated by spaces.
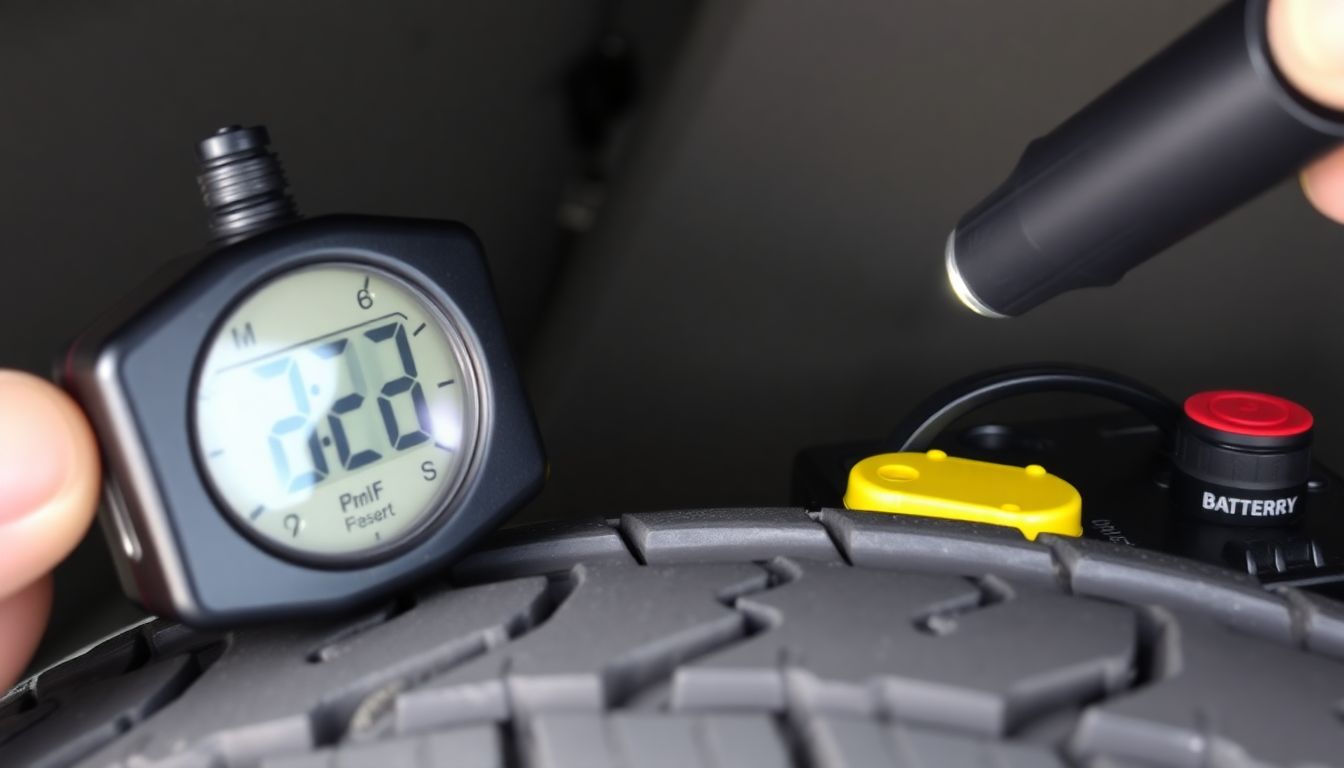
xmin=949 ymin=0 xmax=1344 ymax=317
xmin=62 ymin=215 xmax=546 ymax=627
xmin=1172 ymin=418 xmax=1312 ymax=525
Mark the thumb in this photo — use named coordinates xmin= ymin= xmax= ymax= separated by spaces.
xmin=1302 ymin=145 xmax=1344 ymax=223
xmin=0 ymin=371 xmax=100 ymax=688
xmin=1270 ymin=0 xmax=1344 ymax=223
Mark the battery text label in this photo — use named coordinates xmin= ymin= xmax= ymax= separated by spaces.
xmin=1202 ymin=492 xmax=1297 ymax=517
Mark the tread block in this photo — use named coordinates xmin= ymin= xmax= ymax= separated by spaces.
xmin=818 ymin=509 xmax=1059 ymax=588
xmin=803 ymin=717 xmax=1066 ymax=767
xmin=1079 ymin=759 xmax=1158 ymax=768
xmin=674 ymin=563 xmax=1135 ymax=736
xmin=893 ymin=726 xmax=1065 ymax=768
xmin=4 ymin=655 xmax=197 ymax=768
xmin=142 ymin=620 xmax=223 ymax=659
xmin=802 ymin=715 xmax=890 ymax=768
xmin=258 ymin=727 xmax=505 ymax=768
xmin=525 ymin=714 xmax=614 ymax=768
xmin=148 ymin=750 xmax=215 ymax=768
xmin=408 ymin=726 xmax=505 ymax=768
xmin=608 ymin=715 xmax=701 ymax=768
xmin=698 ymin=715 xmax=791 ymax=767
xmin=76 ymin=577 xmax=549 ymax=767
xmin=453 ymin=520 xmax=635 ymax=583
xmin=606 ymin=714 xmax=790 ymax=768
xmin=396 ymin=563 xmax=769 ymax=732
xmin=31 ymin=627 xmax=145 ymax=697
xmin=1042 ymin=536 xmax=1295 ymax=644
xmin=194 ymin=715 xmax=313 ymax=768
xmin=411 ymin=726 xmax=508 ymax=768
xmin=1069 ymin=610 xmax=1344 ymax=768
xmin=330 ymin=738 xmax=419 ymax=768
xmin=621 ymin=509 xmax=841 ymax=564
xmin=259 ymin=754 xmax=332 ymax=768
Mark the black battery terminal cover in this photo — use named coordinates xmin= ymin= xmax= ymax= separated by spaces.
xmin=1173 ymin=391 xmax=1313 ymax=525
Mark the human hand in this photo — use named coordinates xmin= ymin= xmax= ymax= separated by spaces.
xmin=0 ymin=371 xmax=100 ymax=690
xmin=1270 ymin=0 xmax=1344 ymax=221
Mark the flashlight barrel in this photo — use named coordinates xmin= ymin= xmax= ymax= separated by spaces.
xmin=950 ymin=0 xmax=1344 ymax=317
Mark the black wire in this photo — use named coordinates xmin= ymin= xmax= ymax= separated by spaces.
xmin=884 ymin=363 xmax=1180 ymax=453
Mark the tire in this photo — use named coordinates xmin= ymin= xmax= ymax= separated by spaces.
xmin=4 ymin=508 xmax=1344 ymax=768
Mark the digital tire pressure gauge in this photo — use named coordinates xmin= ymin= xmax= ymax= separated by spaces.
xmin=62 ymin=126 xmax=545 ymax=626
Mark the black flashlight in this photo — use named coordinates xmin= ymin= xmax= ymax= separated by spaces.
xmin=946 ymin=0 xmax=1344 ymax=318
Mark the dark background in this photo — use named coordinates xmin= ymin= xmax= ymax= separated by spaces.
xmin=10 ymin=0 xmax=1344 ymax=661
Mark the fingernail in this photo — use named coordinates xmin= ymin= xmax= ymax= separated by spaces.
xmin=0 ymin=373 xmax=75 ymax=523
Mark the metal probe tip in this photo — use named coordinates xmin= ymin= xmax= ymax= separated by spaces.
xmin=196 ymin=124 xmax=299 ymax=245
xmin=944 ymin=230 xmax=1007 ymax=319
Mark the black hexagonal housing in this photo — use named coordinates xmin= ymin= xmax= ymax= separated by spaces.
xmin=62 ymin=215 xmax=545 ymax=627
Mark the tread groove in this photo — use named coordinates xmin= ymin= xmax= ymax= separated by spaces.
xmin=1041 ymin=538 xmax=1078 ymax=596
xmin=614 ymin=522 xmax=648 ymax=566
xmin=810 ymin=512 xmax=853 ymax=567
xmin=501 ymin=721 xmax=524 ymax=768
xmin=1273 ymin=584 xmax=1317 ymax=651
xmin=335 ymin=571 xmax=584 ymax=744
xmin=913 ymin=576 xmax=1015 ymax=637
xmin=772 ymin=712 xmax=811 ymax=768
xmin=1130 ymin=606 xmax=1183 ymax=691
xmin=603 ymin=562 xmax=791 ymax=709
xmin=307 ymin=594 xmax=419 ymax=665
xmin=1002 ymin=604 xmax=1179 ymax=742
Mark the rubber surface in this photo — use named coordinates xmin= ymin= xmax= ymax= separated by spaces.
xmin=4 ymin=508 xmax=1344 ymax=767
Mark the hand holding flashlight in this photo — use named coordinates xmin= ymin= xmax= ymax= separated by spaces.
xmin=1281 ymin=0 xmax=1344 ymax=222
xmin=948 ymin=0 xmax=1344 ymax=318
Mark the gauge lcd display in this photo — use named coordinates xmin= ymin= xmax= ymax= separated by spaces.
xmin=193 ymin=264 xmax=478 ymax=561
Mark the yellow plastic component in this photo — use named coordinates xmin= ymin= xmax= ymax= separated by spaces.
xmin=843 ymin=450 xmax=1081 ymax=540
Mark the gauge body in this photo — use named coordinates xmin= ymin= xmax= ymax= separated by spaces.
xmin=64 ymin=215 xmax=544 ymax=626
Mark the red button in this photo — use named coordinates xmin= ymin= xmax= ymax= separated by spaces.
xmin=1184 ymin=391 xmax=1313 ymax=437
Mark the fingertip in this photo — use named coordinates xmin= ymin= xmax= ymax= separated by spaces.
xmin=1302 ymin=146 xmax=1344 ymax=224
xmin=0 ymin=576 xmax=53 ymax=691
xmin=0 ymin=371 xmax=101 ymax=602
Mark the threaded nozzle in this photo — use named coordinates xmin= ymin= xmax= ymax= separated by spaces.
xmin=196 ymin=125 xmax=299 ymax=244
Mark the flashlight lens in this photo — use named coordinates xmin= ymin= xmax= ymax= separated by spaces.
xmin=945 ymin=231 xmax=1007 ymax=319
